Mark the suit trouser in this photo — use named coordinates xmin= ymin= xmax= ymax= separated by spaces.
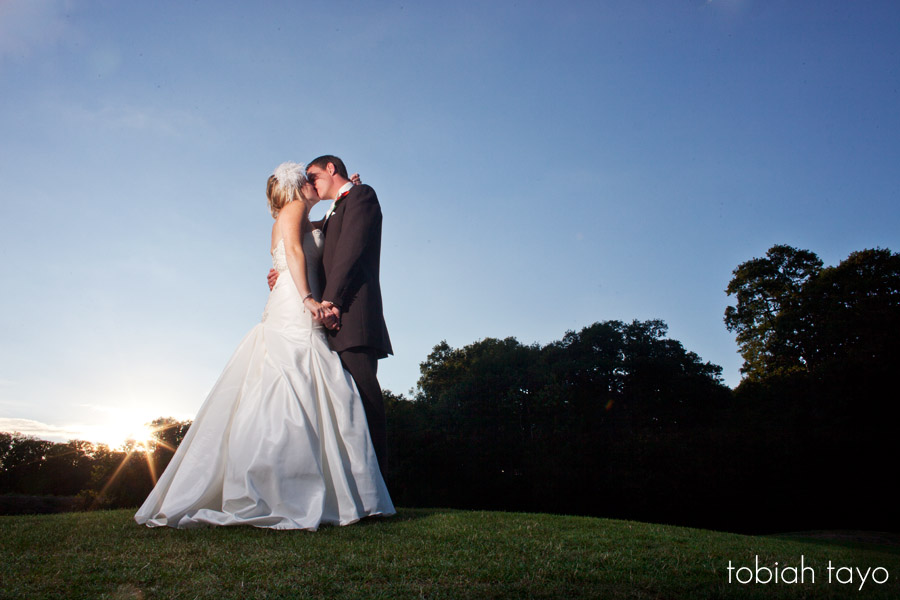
xmin=338 ymin=347 xmax=387 ymax=476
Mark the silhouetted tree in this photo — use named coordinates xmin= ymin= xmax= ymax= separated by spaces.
xmin=0 ymin=433 xmax=53 ymax=494
xmin=724 ymin=244 xmax=823 ymax=379
xmin=1 ymin=417 xmax=193 ymax=512
xmin=35 ymin=440 xmax=96 ymax=496
xmin=389 ymin=320 xmax=730 ymax=520
xmin=725 ymin=245 xmax=900 ymax=383
xmin=801 ymin=248 xmax=900 ymax=378
xmin=723 ymin=245 xmax=900 ymax=532
xmin=147 ymin=417 xmax=192 ymax=478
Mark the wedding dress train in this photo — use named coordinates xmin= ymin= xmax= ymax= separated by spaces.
xmin=134 ymin=230 xmax=394 ymax=529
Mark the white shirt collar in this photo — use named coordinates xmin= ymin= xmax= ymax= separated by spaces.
xmin=324 ymin=182 xmax=354 ymax=220
xmin=337 ymin=182 xmax=353 ymax=197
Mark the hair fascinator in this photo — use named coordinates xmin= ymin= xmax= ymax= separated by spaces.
xmin=273 ymin=162 xmax=307 ymax=196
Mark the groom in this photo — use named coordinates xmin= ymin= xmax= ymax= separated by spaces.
xmin=306 ymin=155 xmax=392 ymax=473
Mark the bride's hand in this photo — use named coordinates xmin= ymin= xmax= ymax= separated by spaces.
xmin=302 ymin=297 xmax=329 ymax=322
xmin=350 ymin=173 xmax=361 ymax=185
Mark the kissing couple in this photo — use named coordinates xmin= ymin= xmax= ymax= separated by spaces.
xmin=135 ymin=155 xmax=395 ymax=530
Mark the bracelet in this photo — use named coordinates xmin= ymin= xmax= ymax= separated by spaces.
xmin=301 ymin=293 xmax=313 ymax=302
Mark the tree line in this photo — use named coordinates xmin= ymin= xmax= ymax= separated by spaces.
xmin=2 ymin=245 xmax=897 ymax=533
xmin=1 ymin=420 xmax=190 ymax=514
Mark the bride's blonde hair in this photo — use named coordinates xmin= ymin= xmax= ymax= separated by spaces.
xmin=266 ymin=175 xmax=304 ymax=218
xmin=267 ymin=162 xmax=307 ymax=218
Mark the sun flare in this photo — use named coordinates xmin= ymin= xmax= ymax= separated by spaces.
xmin=89 ymin=418 xmax=159 ymax=452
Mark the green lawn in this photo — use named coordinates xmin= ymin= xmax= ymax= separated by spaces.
xmin=1 ymin=508 xmax=897 ymax=599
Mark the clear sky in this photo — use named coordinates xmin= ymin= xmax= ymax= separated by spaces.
xmin=2 ymin=0 xmax=899 ymax=445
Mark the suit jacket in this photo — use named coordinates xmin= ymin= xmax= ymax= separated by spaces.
xmin=321 ymin=184 xmax=393 ymax=357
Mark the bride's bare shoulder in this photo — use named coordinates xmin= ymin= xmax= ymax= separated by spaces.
xmin=277 ymin=201 xmax=308 ymax=224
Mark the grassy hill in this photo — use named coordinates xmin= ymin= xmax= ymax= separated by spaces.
xmin=1 ymin=508 xmax=897 ymax=599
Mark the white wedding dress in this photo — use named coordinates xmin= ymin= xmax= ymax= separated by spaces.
xmin=135 ymin=229 xmax=394 ymax=529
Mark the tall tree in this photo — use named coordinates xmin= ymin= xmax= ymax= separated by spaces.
xmin=726 ymin=245 xmax=900 ymax=382
xmin=801 ymin=248 xmax=900 ymax=376
xmin=724 ymin=245 xmax=822 ymax=379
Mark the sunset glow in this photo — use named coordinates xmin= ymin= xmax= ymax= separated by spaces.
xmin=78 ymin=414 xmax=161 ymax=452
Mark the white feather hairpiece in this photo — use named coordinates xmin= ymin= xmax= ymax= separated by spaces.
xmin=272 ymin=162 xmax=307 ymax=197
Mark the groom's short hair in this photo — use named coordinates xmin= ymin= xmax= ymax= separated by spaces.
xmin=308 ymin=155 xmax=349 ymax=179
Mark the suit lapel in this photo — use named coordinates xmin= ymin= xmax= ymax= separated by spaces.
xmin=323 ymin=188 xmax=352 ymax=236
xmin=324 ymin=188 xmax=351 ymax=236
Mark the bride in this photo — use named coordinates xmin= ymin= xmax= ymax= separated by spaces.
xmin=134 ymin=162 xmax=395 ymax=530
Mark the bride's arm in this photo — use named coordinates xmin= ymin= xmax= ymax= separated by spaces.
xmin=278 ymin=202 xmax=328 ymax=322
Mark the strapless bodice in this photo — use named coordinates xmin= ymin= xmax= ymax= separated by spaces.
xmin=263 ymin=229 xmax=325 ymax=327
xmin=272 ymin=229 xmax=324 ymax=274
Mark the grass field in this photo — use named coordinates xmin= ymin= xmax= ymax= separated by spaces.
xmin=1 ymin=508 xmax=897 ymax=599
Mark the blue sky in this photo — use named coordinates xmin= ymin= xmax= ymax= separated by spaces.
xmin=2 ymin=0 xmax=899 ymax=444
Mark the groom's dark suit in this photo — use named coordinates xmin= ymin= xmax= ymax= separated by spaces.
xmin=321 ymin=183 xmax=392 ymax=472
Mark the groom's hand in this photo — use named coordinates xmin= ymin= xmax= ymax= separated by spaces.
xmin=322 ymin=313 xmax=339 ymax=330
xmin=321 ymin=301 xmax=342 ymax=330
xmin=267 ymin=269 xmax=279 ymax=290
